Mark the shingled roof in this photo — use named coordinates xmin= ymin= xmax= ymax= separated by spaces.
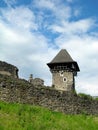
xmin=50 ymin=49 xmax=73 ymax=63
xmin=47 ymin=49 xmax=80 ymax=71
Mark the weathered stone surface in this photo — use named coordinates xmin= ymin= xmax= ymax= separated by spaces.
xmin=0 ymin=61 xmax=18 ymax=78
xmin=52 ymin=71 xmax=74 ymax=91
xmin=28 ymin=74 xmax=44 ymax=86
xmin=0 ymin=74 xmax=98 ymax=115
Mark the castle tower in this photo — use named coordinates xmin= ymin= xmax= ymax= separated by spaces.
xmin=47 ymin=49 xmax=80 ymax=92
xmin=29 ymin=74 xmax=33 ymax=83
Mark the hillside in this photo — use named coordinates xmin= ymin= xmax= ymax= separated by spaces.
xmin=0 ymin=101 xmax=98 ymax=130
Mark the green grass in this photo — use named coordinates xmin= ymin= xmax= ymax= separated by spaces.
xmin=0 ymin=101 xmax=98 ymax=130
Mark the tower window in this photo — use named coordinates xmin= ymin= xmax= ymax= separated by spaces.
xmin=60 ymin=71 xmax=63 ymax=76
xmin=72 ymin=64 xmax=75 ymax=69
xmin=63 ymin=77 xmax=67 ymax=82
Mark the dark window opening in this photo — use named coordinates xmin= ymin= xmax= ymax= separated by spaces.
xmin=63 ymin=77 xmax=67 ymax=82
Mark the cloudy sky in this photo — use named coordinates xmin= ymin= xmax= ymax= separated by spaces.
xmin=0 ymin=0 xmax=98 ymax=96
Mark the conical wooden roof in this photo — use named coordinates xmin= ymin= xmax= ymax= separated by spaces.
xmin=50 ymin=49 xmax=73 ymax=63
xmin=47 ymin=49 xmax=80 ymax=71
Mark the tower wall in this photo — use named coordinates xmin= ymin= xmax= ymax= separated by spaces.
xmin=47 ymin=49 xmax=80 ymax=92
xmin=52 ymin=71 xmax=74 ymax=91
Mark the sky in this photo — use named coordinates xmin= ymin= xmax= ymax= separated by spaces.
xmin=0 ymin=0 xmax=98 ymax=96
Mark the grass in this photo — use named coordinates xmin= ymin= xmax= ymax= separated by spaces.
xmin=0 ymin=101 xmax=98 ymax=130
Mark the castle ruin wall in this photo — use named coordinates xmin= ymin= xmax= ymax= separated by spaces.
xmin=0 ymin=74 xmax=98 ymax=115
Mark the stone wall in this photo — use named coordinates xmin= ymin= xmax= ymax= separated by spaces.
xmin=52 ymin=71 xmax=74 ymax=91
xmin=0 ymin=74 xmax=98 ymax=115
xmin=32 ymin=78 xmax=44 ymax=86
xmin=0 ymin=61 xmax=18 ymax=78
xmin=28 ymin=74 xmax=44 ymax=86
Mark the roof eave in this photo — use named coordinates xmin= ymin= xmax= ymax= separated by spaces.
xmin=47 ymin=61 xmax=80 ymax=72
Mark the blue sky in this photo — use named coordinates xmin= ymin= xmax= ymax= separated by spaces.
xmin=0 ymin=0 xmax=98 ymax=96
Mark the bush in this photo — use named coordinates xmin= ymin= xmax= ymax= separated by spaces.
xmin=78 ymin=93 xmax=92 ymax=100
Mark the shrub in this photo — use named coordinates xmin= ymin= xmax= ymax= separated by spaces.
xmin=78 ymin=93 xmax=92 ymax=100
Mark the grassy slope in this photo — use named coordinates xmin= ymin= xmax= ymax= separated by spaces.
xmin=0 ymin=101 xmax=98 ymax=130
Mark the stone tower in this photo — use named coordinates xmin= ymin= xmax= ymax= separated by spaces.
xmin=47 ymin=49 xmax=80 ymax=92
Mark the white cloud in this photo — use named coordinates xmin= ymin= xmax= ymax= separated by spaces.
xmin=0 ymin=6 xmax=38 ymax=30
xmin=33 ymin=0 xmax=72 ymax=20
xmin=49 ymin=18 xmax=95 ymax=35
xmin=73 ymin=9 xmax=80 ymax=17
xmin=0 ymin=21 xmax=26 ymax=45
xmin=33 ymin=0 xmax=55 ymax=10
xmin=76 ymin=77 xmax=98 ymax=96
xmin=3 ymin=0 xmax=16 ymax=7
xmin=0 ymin=6 xmax=57 ymax=85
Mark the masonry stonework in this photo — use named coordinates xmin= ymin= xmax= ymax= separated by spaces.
xmin=52 ymin=71 xmax=74 ymax=91
xmin=29 ymin=74 xmax=44 ymax=86
xmin=0 ymin=74 xmax=98 ymax=115
xmin=0 ymin=61 xmax=18 ymax=78
xmin=47 ymin=49 xmax=80 ymax=92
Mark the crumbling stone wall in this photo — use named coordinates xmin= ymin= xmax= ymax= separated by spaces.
xmin=32 ymin=78 xmax=44 ymax=86
xmin=0 ymin=74 xmax=98 ymax=115
xmin=0 ymin=61 xmax=18 ymax=78
xmin=29 ymin=74 xmax=44 ymax=86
